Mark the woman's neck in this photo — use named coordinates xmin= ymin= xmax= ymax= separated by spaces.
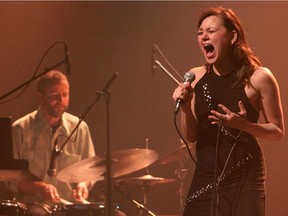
xmin=212 ymin=62 xmax=235 ymax=76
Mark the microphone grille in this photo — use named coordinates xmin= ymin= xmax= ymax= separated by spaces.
xmin=184 ymin=72 xmax=196 ymax=82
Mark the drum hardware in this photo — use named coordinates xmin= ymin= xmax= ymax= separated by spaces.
xmin=120 ymin=174 xmax=176 ymax=208
xmin=56 ymin=147 xmax=158 ymax=215
xmin=117 ymin=172 xmax=176 ymax=206
xmin=0 ymin=199 xmax=27 ymax=216
xmin=49 ymin=202 xmax=124 ymax=216
xmin=115 ymin=161 xmax=176 ymax=216
xmin=175 ymin=161 xmax=189 ymax=213
xmin=132 ymin=199 xmax=158 ymax=216
xmin=114 ymin=184 xmax=159 ymax=216
xmin=155 ymin=143 xmax=194 ymax=166
xmin=56 ymin=148 xmax=159 ymax=183
xmin=118 ymin=174 xmax=176 ymax=187
xmin=50 ymin=203 xmax=105 ymax=216
xmin=153 ymin=141 xmax=195 ymax=214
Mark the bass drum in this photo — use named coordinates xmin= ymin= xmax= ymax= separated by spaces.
xmin=52 ymin=203 xmax=126 ymax=216
xmin=0 ymin=199 xmax=27 ymax=216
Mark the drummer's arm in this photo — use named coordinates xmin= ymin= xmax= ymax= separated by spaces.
xmin=18 ymin=181 xmax=60 ymax=202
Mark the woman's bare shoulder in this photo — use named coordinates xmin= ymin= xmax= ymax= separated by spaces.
xmin=189 ymin=66 xmax=206 ymax=85
xmin=251 ymin=67 xmax=278 ymax=91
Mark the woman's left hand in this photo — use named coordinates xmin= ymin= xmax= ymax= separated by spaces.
xmin=209 ymin=101 xmax=247 ymax=129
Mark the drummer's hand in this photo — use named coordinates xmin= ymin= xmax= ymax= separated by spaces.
xmin=73 ymin=181 xmax=89 ymax=202
xmin=36 ymin=182 xmax=60 ymax=203
xmin=18 ymin=181 xmax=60 ymax=203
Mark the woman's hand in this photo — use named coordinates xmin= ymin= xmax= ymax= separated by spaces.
xmin=172 ymin=82 xmax=193 ymax=113
xmin=209 ymin=101 xmax=247 ymax=129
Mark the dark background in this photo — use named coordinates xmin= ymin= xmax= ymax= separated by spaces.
xmin=0 ymin=1 xmax=287 ymax=215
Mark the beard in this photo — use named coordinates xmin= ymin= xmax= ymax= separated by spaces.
xmin=46 ymin=103 xmax=68 ymax=118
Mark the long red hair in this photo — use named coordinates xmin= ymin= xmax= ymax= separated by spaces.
xmin=198 ymin=6 xmax=261 ymax=87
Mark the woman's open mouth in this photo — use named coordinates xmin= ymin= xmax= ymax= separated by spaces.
xmin=204 ymin=44 xmax=215 ymax=58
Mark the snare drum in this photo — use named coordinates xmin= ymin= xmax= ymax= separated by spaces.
xmin=0 ymin=199 xmax=27 ymax=216
xmin=63 ymin=203 xmax=105 ymax=216
xmin=51 ymin=202 xmax=126 ymax=216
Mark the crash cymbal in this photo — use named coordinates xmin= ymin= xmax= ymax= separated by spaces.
xmin=156 ymin=143 xmax=195 ymax=165
xmin=57 ymin=148 xmax=159 ymax=183
xmin=0 ymin=170 xmax=40 ymax=181
xmin=119 ymin=174 xmax=176 ymax=186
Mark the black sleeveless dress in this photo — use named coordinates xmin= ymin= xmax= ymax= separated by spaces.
xmin=183 ymin=68 xmax=266 ymax=216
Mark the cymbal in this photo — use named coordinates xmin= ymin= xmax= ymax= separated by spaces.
xmin=156 ymin=143 xmax=195 ymax=165
xmin=118 ymin=174 xmax=176 ymax=186
xmin=0 ymin=170 xmax=40 ymax=181
xmin=57 ymin=148 xmax=159 ymax=183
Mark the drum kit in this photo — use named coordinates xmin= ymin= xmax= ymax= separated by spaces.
xmin=0 ymin=143 xmax=195 ymax=216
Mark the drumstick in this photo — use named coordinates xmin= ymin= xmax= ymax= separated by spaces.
xmin=80 ymin=197 xmax=91 ymax=204
xmin=59 ymin=198 xmax=74 ymax=205
xmin=59 ymin=197 xmax=91 ymax=205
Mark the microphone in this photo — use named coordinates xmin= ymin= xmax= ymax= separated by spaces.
xmin=64 ymin=44 xmax=71 ymax=76
xmin=47 ymin=139 xmax=61 ymax=177
xmin=174 ymin=72 xmax=196 ymax=114
xmin=151 ymin=45 xmax=157 ymax=75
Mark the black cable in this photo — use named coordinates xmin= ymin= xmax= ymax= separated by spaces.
xmin=173 ymin=111 xmax=198 ymax=165
xmin=0 ymin=41 xmax=67 ymax=104
xmin=210 ymin=121 xmax=222 ymax=216
xmin=172 ymin=98 xmax=244 ymax=216
xmin=173 ymin=109 xmax=240 ymax=216
xmin=214 ymin=130 xmax=242 ymax=216
xmin=211 ymin=123 xmax=242 ymax=216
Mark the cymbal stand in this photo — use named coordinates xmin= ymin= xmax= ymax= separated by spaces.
xmin=175 ymin=159 xmax=188 ymax=214
xmin=142 ymin=183 xmax=151 ymax=207
xmin=143 ymin=138 xmax=151 ymax=206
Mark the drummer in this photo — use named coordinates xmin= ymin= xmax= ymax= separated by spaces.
xmin=6 ymin=70 xmax=96 ymax=215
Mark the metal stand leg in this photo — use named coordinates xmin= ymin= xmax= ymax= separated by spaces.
xmin=175 ymin=161 xmax=188 ymax=214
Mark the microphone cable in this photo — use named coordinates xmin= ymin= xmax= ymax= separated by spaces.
xmin=210 ymin=121 xmax=222 ymax=216
xmin=173 ymin=109 xmax=198 ymax=167
xmin=210 ymin=122 xmax=242 ymax=216
xmin=173 ymin=107 xmax=242 ymax=216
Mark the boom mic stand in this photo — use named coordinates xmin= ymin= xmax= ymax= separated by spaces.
xmin=57 ymin=72 xmax=118 ymax=216
xmin=154 ymin=60 xmax=180 ymax=85
xmin=7 ymin=68 xmax=119 ymax=216
xmin=0 ymin=59 xmax=66 ymax=101
xmin=101 ymin=73 xmax=119 ymax=216
xmin=50 ymin=72 xmax=118 ymax=216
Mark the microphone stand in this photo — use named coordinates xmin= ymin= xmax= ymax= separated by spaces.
xmin=47 ymin=72 xmax=118 ymax=216
xmin=47 ymin=71 xmax=118 ymax=216
xmin=0 ymin=59 xmax=66 ymax=101
xmin=57 ymin=72 xmax=119 ymax=153
xmin=103 ymin=82 xmax=112 ymax=216
xmin=57 ymin=72 xmax=118 ymax=216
